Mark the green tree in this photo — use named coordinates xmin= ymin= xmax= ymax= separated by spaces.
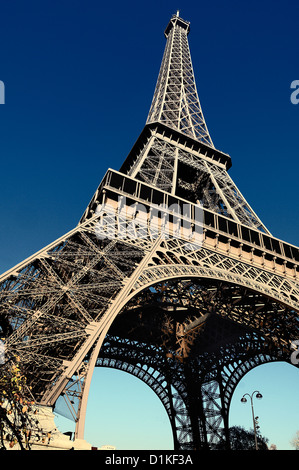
xmin=290 ymin=431 xmax=299 ymax=450
xmin=214 ymin=425 xmax=269 ymax=450
xmin=0 ymin=356 xmax=42 ymax=449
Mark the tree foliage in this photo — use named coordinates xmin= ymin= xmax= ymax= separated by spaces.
xmin=214 ymin=425 xmax=269 ymax=450
xmin=290 ymin=430 xmax=299 ymax=450
xmin=0 ymin=356 xmax=42 ymax=449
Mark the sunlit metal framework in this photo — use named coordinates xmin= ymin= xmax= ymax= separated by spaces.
xmin=0 ymin=12 xmax=299 ymax=450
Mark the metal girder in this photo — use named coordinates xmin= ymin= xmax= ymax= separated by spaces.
xmin=126 ymin=129 xmax=268 ymax=233
xmin=1 ymin=176 xmax=299 ymax=447
xmin=92 ymin=277 xmax=294 ymax=449
xmin=147 ymin=14 xmax=213 ymax=147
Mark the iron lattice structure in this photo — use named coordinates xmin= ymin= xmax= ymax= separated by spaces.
xmin=1 ymin=13 xmax=299 ymax=450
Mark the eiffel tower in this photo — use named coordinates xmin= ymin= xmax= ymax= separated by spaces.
xmin=1 ymin=12 xmax=299 ymax=450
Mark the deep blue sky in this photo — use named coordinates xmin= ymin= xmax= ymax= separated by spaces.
xmin=1 ymin=0 xmax=299 ymax=450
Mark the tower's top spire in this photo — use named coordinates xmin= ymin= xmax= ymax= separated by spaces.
xmin=164 ymin=12 xmax=190 ymax=37
xmin=146 ymin=14 xmax=213 ymax=147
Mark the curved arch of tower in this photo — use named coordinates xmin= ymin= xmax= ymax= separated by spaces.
xmin=0 ymin=12 xmax=298 ymax=450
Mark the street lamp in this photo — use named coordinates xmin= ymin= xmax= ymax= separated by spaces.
xmin=241 ymin=391 xmax=263 ymax=450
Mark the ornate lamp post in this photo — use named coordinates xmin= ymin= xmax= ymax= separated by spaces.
xmin=241 ymin=391 xmax=263 ymax=450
